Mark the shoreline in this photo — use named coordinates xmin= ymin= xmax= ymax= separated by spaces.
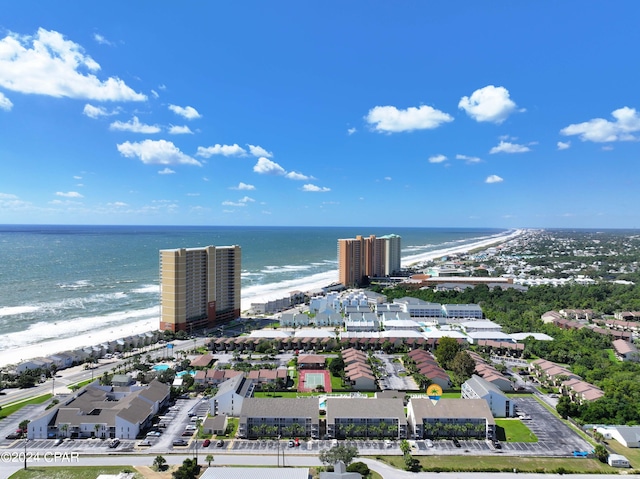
xmin=0 ymin=229 xmax=527 ymax=369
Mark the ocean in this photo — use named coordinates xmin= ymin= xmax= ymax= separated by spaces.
xmin=0 ymin=225 xmax=508 ymax=354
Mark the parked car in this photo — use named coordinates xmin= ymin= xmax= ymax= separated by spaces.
xmin=5 ymin=433 xmax=21 ymax=440
xmin=216 ymin=439 xmax=225 ymax=447
xmin=138 ymin=439 xmax=151 ymax=447
xmin=173 ymin=439 xmax=188 ymax=446
xmin=288 ymin=440 xmax=295 ymax=448
xmin=202 ymin=439 xmax=211 ymax=447
xmin=452 ymin=438 xmax=461 ymax=448
xmin=53 ymin=438 xmax=63 ymax=446
xmin=108 ymin=438 xmax=120 ymax=448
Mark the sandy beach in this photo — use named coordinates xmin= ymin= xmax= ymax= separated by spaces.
xmin=0 ymin=229 xmax=525 ymax=368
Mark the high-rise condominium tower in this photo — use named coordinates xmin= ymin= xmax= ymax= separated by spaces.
xmin=337 ymin=234 xmax=401 ymax=287
xmin=159 ymin=245 xmax=241 ymax=332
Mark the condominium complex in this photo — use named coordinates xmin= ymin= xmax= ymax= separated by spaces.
xmin=338 ymin=234 xmax=401 ymax=287
xmin=159 ymin=245 xmax=241 ymax=332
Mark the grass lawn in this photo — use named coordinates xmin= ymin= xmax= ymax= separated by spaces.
xmin=0 ymin=394 xmax=52 ymax=420
xmin=495 ymin=419 xmax=537 ymax=442
xmin=330 ymin=373 xmax=343 ymax=390
xmin=605 ymin=349 xmax=619 ymax=362
xmin=376 ymin=455 xmax=616 ymax=474
xmin=10 ymin=466 xmax=142 ymax=479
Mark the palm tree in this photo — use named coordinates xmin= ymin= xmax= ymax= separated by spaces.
xmin=205 ymin=454 xmax=214 ymax=467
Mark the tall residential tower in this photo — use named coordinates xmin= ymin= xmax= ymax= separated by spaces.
xmin=159 ymin=245 xmax=241 ymax=332
xmin=338 ymin=234 xmax=401 ymax=287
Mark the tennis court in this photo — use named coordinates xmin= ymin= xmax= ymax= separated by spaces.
xmin=298 ymin=369 xmax=332 ymax=392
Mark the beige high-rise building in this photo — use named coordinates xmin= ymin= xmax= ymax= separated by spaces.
xmin=159 ymin=245 xmax=241 ymax=332
xmin=337 ymin=234 xmax=401 ymax=287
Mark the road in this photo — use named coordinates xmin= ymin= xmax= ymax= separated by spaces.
xmin=0 ymin=453 xmax=627 ymax=479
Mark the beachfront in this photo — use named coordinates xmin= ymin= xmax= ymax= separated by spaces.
xmin=0 ymin=229 xmax=526 ymax=368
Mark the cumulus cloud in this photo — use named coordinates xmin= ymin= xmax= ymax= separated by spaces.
xmin=0 ymin=92 xmax=12 ymax=111
xmin=489 ymin=141 xmax=531 ymax=154
xmin=428 ymin=154 xmax=448 ymax=164
xmin=158 ymin=168 xmax=175 ymax=175
xmin=365 ymin=104 xmax=453 ymax=132
xmin=109 ymin=116 xmax=160 ymax=133
xmin=168 ymin=125 xmax=193 ymax=135
xmin=0 ymin=28 xmax=146 ymax=101
xmin=196 ymin=143 xmax=247 ymax=158
xmin=231 ymin=182 xmax=255 ymax=190
xmin=168 ymin=104 xmax=201 ymax=120
xmin=485 ymin=175 xmax=504 ymax=184
xmin=458 ymin=85 xmax=519 ymax=124
xmin=247 ymin=144 xmax=273 ymax=158
xmin=557 ymin=141 xmax=571 ymax=150
xmin=456 ymin=154 xmax=482 ymax=164
xmin=107 ymin=201 xmax=128 ymax=207
xmin=83 ymin=103 xmax=118 ymax=118
xmin=56 ymin=191 xmax=84 ymax=198
xmin=117 ymin=139 xmax=202 ymax=166
xmin=347 ymin=127 xmax=357 ymax=135
xmin=285 ymin=171 xmax=313 ymax=181
xmin=253 ymin=157 xmax=286 ymax=175
xmin=560 ymin=107 xmax=640 ymax=142
xmin=302 ymin=184 xmax=331 ymax=192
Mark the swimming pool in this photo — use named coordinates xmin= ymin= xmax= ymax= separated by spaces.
xmin=153 ymin=364 xmax=170 ymax=371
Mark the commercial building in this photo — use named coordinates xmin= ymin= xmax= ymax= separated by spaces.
xmin=338 ymin=234 xmax=401 ymax=287
xmin=159 ymin=245 xmax=241 ymax=332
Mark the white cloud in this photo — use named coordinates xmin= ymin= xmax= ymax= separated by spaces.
xmin=108 ymin=201 xmax=128 ymax=207
xmin=485 ymin=175 xmax=504 ymax=184
xmin=168 ymin=104 xmax=201 ymax=120
xmin=93 ymin=33 xmax=113 ymax=46
xmin=428 ymin=154 xmax=448 ymax=164
xmin=234 ymin=182 xmax=256 ymax=191
xmin=168 ymin=125 xmax=193 ymax=135
xmin=285 ymin=171 xmax=313 ymax=181
xmin=456 ymin=154 xmax=482 ymax=164
xmin=55 ymin=191 xmax=83 ymax=198
xmin=82 ymin=103 xmax=118 ymax=118
xmin=458 ymin=85 xmax=518 ymax=124
xmin=247 ymin=144 xmax=273 ymax=158
xmin=557 ymin=141 xmax=571 ymax=150
xmin=222 ymin=196 xmax=255 ymax=207
xmin=196 ymin=144 xmax=247 ymax=158
xmin=302 ymin=184 xmax=330 ymax=192
xmin=560 ymin=107 xmax=640 ymax=142
xmin=117 ymin=139 xmax=202 ymax=166
xmin=151 ymin=90 xmax=159 ymax=99
xmin=253 ymin=157 xmax=286 ymax=175
xmin=109 ymin=116 xmax=160 ymax=133
xmin=231 ymin=182 xmax=256 ymax=191
xmin=347 ymin=127 xmax=357 ymax=135
xmin=0 ymin=91 xmax=12 ymax=111
xmin=73 ymin=175 xmax=82 ymax=180
xmin=0 ymin=28 xmax=146 ymax=101
xmin=158 ymin=168 xmax=175 ymax=175
xmin=0 ymin=192 xmax=19 ymax=199
xmin=365 ymin=104 xmax=453 ymax=132
xmin=489 ymin=141 xmax=531 ymax=154
xmin=384 ymin=176 xmax=392 ymax=181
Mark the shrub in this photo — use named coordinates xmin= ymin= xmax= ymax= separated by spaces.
xmin=347 ymin=461 xmax=370 ymax=476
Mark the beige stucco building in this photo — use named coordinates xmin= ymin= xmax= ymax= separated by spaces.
xmin=159 ymin=245 xmax=241 ymax=332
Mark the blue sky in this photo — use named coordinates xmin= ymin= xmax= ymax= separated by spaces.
xmin=1 ymin=2 xmax=639 ymax=228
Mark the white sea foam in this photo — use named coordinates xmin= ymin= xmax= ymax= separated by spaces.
xmin=58 ymin=279 xmax=93 ymax=289
xmin=131 ymin=285 xmax=159 ymax=294
xmin=0 ymin=305 xmax=40 ymax=317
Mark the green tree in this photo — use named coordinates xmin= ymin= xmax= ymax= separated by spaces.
xmin=347 ymin=461 xmax=370 ymax=476
xmin=594 ymin=444 xmax=608 ymax=463
xmin=205 ymin=454 xmax=214 ymax=467
xmin=450 ymin=351 xmax=476 ymax=385
xmin=434 ymin=336 xmax=460 ymax=369
xmin=319 ymin=445 xmax=359 ymax=466
xmin=153 ymin=455 xmax=167 ymax=472
xmin=172 ymin=458 xmax=201 ymax=479
xmin=329 ymin=357 xmax=345 ymax=377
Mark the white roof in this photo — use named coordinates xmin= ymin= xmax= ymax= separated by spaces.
xmin=293 ymin=329 xmax=333 ymax=338
xmin=510 ymin=332 xmax=554 ymax=341
xmin=200 ymin=467 xmax=310 ymax=479
xmin=466 ymin=331 xmax=514 ymax=341
xmin=383 ymin=319 xmax=421 ymax=327
xmin=422 ymin=330 xmax=468 ymax=339
xmin=380 ymin=330 xmax=424 ymax=338
xmin=248 ymin=330 xmax=291 ymax=338
xmin=460 ymin=320 xmax=501 ymax=329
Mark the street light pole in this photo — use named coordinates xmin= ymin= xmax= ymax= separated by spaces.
xmin=23 ymin=439 xmax=28 ymax=470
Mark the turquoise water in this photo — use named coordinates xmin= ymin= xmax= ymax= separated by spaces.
xmin=153 ymin=364 xmax=170 ymax=371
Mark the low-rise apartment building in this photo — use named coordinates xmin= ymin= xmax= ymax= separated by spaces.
xmin=326 ymin=397 xmax=407 ymax=439
xmin=238 ymin=397 xmax=319 ymax=439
